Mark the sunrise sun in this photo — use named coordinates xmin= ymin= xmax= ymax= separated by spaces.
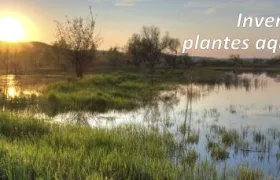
xmin=0 ymin=17 xmax=24 ymax=42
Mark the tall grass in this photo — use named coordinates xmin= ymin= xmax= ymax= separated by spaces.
xmin=44 ymin=73 xmax=170 ymax=114
xmin=0 ymin=112 xmax=275 ymax=179
xmin=0 ymin=112 xmax=179 ymax=179
xmin=43 ymin=70 xmax=257 ymax=116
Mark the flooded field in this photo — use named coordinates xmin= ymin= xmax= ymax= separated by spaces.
xmin=1 ymin=72 xmax=280 ymax=177
xmin=49 ymin=73 xmax=280 ymax=176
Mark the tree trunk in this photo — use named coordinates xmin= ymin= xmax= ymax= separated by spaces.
xmin=79 ymin=60 xmax=84 ymax=78
xmin=172 ymin=52 xmax=178 ymax=69
xmin=57 ymin=53 xmax=60 ymax=67
xmin=75 ymin=59 xmax=80 ymax=77
xmin=172 ymin=58 xmax=176 ymax=69
xmin=75 ymin=58 xmax=84 ymax=78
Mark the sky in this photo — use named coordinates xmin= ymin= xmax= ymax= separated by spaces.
xmin=1 ymin=0 xmax=280 ymax=58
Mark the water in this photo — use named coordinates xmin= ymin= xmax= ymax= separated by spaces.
xmin=0 ymin=74 xmax=63 ymax=98
xmin=2 ymin=73 xmax=280 ymax=175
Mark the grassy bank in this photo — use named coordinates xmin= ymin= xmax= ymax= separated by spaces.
xmin=43 ymin=70 xmax=191 ymax=114
xmin=0 ymin=68 xmax=267 ymax=115
xmin=44 ymin=73 xmax=165 ymax=113
xmin=42 ymin=68 xmax=264 ymax=115
xmin=0 ymin=112 xmax=274 ymax=179
xmin=42 ymin=69 xmax=234 ymax=114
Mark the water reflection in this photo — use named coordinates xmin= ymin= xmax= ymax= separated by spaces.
xmin=0 ymin=75 xmax=41 ymax=98
xmin=0 ymin=74 xmax=65 ymax=112
xmin=0 ymin=75 xmax=16 ymax=98
xmin=7 ymin=86 xmax=16 ymax=98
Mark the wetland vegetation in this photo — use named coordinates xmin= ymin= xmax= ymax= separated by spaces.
xmin=0 ymin=69 xmax=278 ymax=179
xmin=1 ymin=7 xmax=280 ymax=180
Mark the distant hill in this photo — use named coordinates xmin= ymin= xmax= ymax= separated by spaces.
xmin=0 ymin=41 xmax=53 ymax=52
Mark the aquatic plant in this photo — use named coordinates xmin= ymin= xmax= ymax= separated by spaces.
xmin=187 ymin=133 xmax=200 ymax=144
xmin=253 ymin=131 xmax=265 ymax=144
xmin=237 ymin=165 xmax=263 ymax=180
xmin=207 ymin=142 xmax=229 ymax=161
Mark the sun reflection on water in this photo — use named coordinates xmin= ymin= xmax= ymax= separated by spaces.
xmin=1 ymin=75 xmax=40 ymax=98
xmin=7 ymin=87 xmax=16 ymax=98
xmin=4 ymin=75 xmax=17 ymax=98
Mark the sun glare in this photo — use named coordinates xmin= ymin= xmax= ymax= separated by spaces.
xmin=0 ymin=17 xmax=24 ymax=42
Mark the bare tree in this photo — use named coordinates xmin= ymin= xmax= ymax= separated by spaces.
xmin=54 ymin=7 xmax=101 ymax=78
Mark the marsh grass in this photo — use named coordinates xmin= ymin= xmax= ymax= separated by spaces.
xmin=188 ymin=160 xmax=218 ymax=180
xmin=44 ymin=73 xmax=170 ymax=114
xmin=0 ymin=70 xmax=262 ymax=119
xmin=0 ymin=71 xmax=276 ymax=179
xmin=41 ymin=70 xmax=257 ymax=115
xmin=253 ymin=132 xmax=266 ymax=144
xmin=0 ymin=112 xmax=180 ymax=180
xmin=237 ymin=165 xmax=263 ymax=180
xmin=0 ymin=93 xmax=38 ymax=111
xmin=0 ymin=112 xmax=278 ymax=179
xmin=181 ymin=148 xmax=199 ymax=167
xmin=207 ymin=142 xmax=230 ymax=161
xmin=221 ymin=130 xmax=239 ymax=147
xmin=187 ymin=133 xmax=200 ymax=144
xmin=222 ymin=133 xmax=234 ymax=147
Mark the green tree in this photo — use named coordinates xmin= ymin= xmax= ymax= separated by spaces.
xmin=168 ymin=38 xmax=181 ymax=69
xmin=127 ymin=34 xmax=144 ymax=68
xmin=229 ymin=54 xmax=242 ymax=67
xmin=127 ymin=26 xmax=177 ymax=71
xmin=53 ymin=39 xmax=68 ymax=67
xmin=181 ymin=53 xmax=193 ymax=69
xmin=107 ymin=46 xmax=122 ymax=68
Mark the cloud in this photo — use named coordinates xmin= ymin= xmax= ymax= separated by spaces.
xmin=185 ymin=1 xmax=223 ymax=8
xmin=204 ymin=8 xmax=216 ymax=14
xmin=115 ymin=0 xmax=153 ymax=6
xmin=115 ymin=0 xmax=136 ymax=6
xmin=185 ymin=0 xmax=278 ymax=14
